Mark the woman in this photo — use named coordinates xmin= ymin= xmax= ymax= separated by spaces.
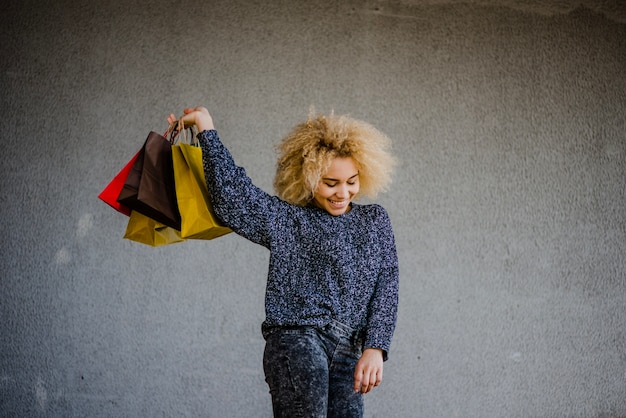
xmin=169 ymin=107 xmax=399 ymax=417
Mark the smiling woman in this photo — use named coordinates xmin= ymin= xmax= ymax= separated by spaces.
xmin=169 ymin=106 xmax=399 ymax=418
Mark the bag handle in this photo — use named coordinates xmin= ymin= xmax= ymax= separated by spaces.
xmin=164 ymin=121 xmax=179 ymax=143
xmin=176 ymin=119 xmax=199 ymax=146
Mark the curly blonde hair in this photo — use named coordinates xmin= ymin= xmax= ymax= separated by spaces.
xmin=274 ymin=112 xmax=396 ymax=206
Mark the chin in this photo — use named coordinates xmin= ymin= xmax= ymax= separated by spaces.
xmin=327 ymin=203 xmax=351 ymax=216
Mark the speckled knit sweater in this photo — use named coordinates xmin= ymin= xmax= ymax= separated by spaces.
xmin=198 ymin=129 xmax=399 ymax=359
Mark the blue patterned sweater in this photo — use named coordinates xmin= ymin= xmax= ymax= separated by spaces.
xmin=198 ymin=130 xmax=399 ymax=358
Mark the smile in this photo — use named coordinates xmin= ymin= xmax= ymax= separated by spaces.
xmin=329 ymin=200 xmax=349 ymax=208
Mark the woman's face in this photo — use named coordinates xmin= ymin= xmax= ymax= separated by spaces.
xmin=312 ymin=157 xmax=360 ymax=216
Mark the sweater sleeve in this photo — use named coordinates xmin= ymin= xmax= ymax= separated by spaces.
xmin=197 ymin=129 xmax=279 ymax=247
xmin=364 ymin=206 xmax=399 ymax=361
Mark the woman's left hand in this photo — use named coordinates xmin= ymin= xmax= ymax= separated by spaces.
xmin=353 ymin=348 xmax=383 ymax=394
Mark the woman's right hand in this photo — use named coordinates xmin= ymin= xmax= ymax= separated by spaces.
xmin=168 ymin=106 xmax=215 ymax=132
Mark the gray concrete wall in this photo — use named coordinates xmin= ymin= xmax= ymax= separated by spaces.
xmin=1 ymin=1 xmax=624 ymax=417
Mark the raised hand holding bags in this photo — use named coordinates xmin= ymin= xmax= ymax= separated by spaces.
xmin=101 ymin=121 xmax=231 ymax=246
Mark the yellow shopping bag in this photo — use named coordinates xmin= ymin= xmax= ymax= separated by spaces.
xmin=123 ymin=210 xmax=186 ymax=246
xmin=172 ymin=143 xmax=232 ymax=240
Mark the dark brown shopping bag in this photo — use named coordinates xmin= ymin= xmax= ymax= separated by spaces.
xmin=117 ymin=130 xmax=181 ymax=230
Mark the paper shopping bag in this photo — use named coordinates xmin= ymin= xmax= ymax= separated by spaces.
xmin=117 ymin=131 xmax=181 ymax=230
xmin=172 ymin=143 xmax=232 ymax=240
xmin=123 ymin=210 xmax=185 ymax=246
xmin=98 ymin=150 xmax=141 ymax=216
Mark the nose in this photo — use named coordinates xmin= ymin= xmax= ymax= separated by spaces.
xmin=336 ymin=184 xmax=349 ymax=198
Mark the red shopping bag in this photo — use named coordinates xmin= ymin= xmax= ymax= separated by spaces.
xmin=98 ymin=150 xmax=141 ymax=216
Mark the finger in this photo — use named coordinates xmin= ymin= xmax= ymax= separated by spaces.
xmin=365 ymin=379 xmax=375 ymax=393
xmin=177 ymin=114 xmax=195 ymax=130
xmin=359 ymin=373 xmax=372 ymax=394
xmin=375 ymin=369 xmax=383 ymax=386
xmin=353 ymin=373 xmax=362 ymax=393
xmin=364 ymin=371 xmax=382 ymax=393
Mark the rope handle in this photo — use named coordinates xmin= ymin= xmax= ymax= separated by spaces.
xmin=164 ymin=121 xmax=179 ymax=144
xmin=163 ymin=120 xmax=198 ymax=146
xmin=176 ymin=118 xmax=199 ymax=146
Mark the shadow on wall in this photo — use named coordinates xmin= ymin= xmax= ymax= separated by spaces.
xmin=399 ymin=0 xmax=626 ymax=23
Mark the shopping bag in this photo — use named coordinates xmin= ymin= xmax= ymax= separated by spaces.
xmin=123 ymin=210 xmax=185 ymax=246
xmin=117 ymin=130 xmax=181 ymax=230
xmin=172 ymin=141 xmax=232 ymax=240
xmin=98 ymin=150 xmax=141 ymax=216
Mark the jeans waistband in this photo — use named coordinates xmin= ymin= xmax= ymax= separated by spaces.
xmin=322 ymin=319 xmax=364 ymax=346
xmin=261 ymin=319 xmax=364 ymax=343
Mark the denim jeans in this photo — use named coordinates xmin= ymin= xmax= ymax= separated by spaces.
xmin=263 ymin=320 xmax=364 ymax=418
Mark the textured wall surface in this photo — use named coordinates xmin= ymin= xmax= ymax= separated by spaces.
xmin=1 ymin=0 xmax=625 ymax=417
